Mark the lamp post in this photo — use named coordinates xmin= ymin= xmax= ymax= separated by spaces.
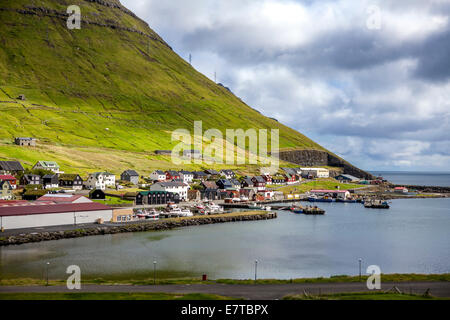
xmin=254 ymin=260 xmax=258 ymax=282
xmin=359 ymin=258 xmax=362 ymax=281
xmin=153 ymin=260 xmax=157 ymax=285
xmin=46 ymin=262 xmax=50 ymax=286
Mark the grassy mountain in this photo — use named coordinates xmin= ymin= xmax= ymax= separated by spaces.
xmin=0 ymin=0 xmax=337 ymax=175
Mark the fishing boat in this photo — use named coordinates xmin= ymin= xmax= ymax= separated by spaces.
xmin=145 ymin=209 xmax=160 ymax=220
xmin=205 ymin=202 xmax=223 ymax=213
xmin=303 ymin=206 xmax=326 ymax=215
xmin=307 ymin=195 xmax=334 ymax=203
xmin=363 ymin=199 xmax=390 ymax=209
xmin=248 ymin=203 xmax=263 ymax=209
xmin=290 ymin=206 xmax=304 ymax=214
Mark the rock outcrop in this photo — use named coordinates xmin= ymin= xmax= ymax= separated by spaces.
xmin=278 ymin=149 xmax=375 ymax=180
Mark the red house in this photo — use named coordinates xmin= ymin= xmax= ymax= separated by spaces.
xmin=284 ymin=174 xmax=296 ymax=184
xmin=0 ymin=175 xmax=17 ymax=189
xmin=165 ymin=170 xmax=181 ymax=181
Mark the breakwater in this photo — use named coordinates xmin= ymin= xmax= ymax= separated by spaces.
xmin=392 ymin=184 xmax=450 ymax=193
xmin=0 ymin=211 xmax=276 ymax=247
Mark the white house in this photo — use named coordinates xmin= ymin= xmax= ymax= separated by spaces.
xmin=220 ymin=170 xmax=235 ymax=180
xmin=150 ymin=181 xmax=189 ymax=201
xmin=84 ymin=172 xmax=116 ymax=190
xmin=301 ymin=168 xmax=330 ymax=178
xmin=33 ymin=161 xmax=63 ymax=174
xmin=150 ymin=170 xmax=166 ymax=182
xmin=179 ymin=170 xmax=194 ymax=184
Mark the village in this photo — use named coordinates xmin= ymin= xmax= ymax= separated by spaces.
xmin=0 ymin=138 xmax=447 ymax=233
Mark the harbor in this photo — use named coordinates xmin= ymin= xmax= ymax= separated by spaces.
xmin=0 ymin=198 xmax=448 ymax=281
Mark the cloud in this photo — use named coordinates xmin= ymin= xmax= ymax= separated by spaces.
xmin=121 ymin=0 xmax=450 ymax=171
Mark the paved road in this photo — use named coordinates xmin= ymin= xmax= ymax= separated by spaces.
xmin=1 ymin=282 xmax=449 ymax=299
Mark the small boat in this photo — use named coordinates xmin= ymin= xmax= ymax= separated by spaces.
xmin=205 ymin=202 xmax=223 ymax=213
xmin=364 ymin=199 xmax=390 ymax=209
xmin=290 ymin=206 xmax=304 ymax=214
xmin=248 ymin=203 xmax=263 ymax=209
xmin=145 ymin=209 xmax=160 ymax=220
xmin=303 ymin=206 xmax=326 ymax=215
xmin=307 ymin=195 xmax=334 ymax=203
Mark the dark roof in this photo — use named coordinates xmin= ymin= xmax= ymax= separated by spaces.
xmin=166 ymin=170 xmax=180 ymax=176
xmin=24 ymin=174 xmax=40 ymax=179
xmin=205 ymin=169 xmax=220 ymax=175
xmin=43 ymin=174 xmax=58 ymax=179
xmin=89 ymin=189 xmax=105 ymax=195
xmin=281 ymin=167 xmax=297 ymax=175
xmin=217 ymin=179 xmax=232 ymax=187
xmin=242 ymin=178 xmax=254 ymax=186
xmin=179 ymin=170 xmax=193 ymax=175
xmin=0 ymin=161 xmax=24 ymax=172
xmin=59 ymin=174 xmax=81 ymax=181
xmin=202 ymin=181 xmax=218 ymax=189
xmin=193 ymin=171 xmax=208 ymax=176
xmin=0 ymin=202 xmax=111 ymax=217
xmin=230 ymin=178 xmax=241 ymax=185
xmin=252 ymin=176 xmax=266 ymax=183
xmin=122 ymin=170 xmax=139 ymax=177
xmin=153 ymin=170 xmax=165 ymax=175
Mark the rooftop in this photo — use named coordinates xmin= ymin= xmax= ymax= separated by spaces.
xmin=0 ymin=202 xmax=111 ymax=217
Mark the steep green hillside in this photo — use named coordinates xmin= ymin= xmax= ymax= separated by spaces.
xmin=0 ymin=0 xmax=339 ymax=175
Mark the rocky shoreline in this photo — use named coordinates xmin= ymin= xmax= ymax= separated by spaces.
xmin=0 ymin=212 xmax=276 ymax=247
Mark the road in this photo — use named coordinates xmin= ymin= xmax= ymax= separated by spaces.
xmin=1 ymin=281 xmax=449 ymax=299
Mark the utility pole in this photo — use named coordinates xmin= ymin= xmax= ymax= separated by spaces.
xmin=254 ymin=260 xmax=258 ymax=282
xmin=189 ymin=54 xmax=192 ymax=65
xmin=214 ymin=71 xmax=217 ymax=83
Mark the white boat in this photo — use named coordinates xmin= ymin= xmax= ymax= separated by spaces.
xmin=205 ymin=202 xmax=223 ymax=213
xmin=168 ymin=208 xmax=193 ymax=217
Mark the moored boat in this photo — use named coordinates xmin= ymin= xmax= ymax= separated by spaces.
xmin=363 ymin=199 xmax=390 ymax=209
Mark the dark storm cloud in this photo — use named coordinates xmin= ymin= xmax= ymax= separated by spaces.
xmin=414 ymin=25 xmax=450 ymax=81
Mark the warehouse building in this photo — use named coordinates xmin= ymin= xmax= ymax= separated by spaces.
xmin=0 ymin=202 xmax=113 ymax=230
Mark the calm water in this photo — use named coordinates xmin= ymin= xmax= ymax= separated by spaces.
xmin=371 ymin=171 xmax=450 ymax=187
xmin=0 ymin=198 xmax=449 ymax=280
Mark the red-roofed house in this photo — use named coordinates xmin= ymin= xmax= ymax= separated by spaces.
xmin=394 ymin=187 xmax=408 ymax=194
xmin=0 ymin=202 xmax=113 ymax=230
xmin=0 ymin=175 xmax=17 ymax=189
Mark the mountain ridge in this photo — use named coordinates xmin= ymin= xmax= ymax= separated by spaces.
xmin=0 ymin=0 xmax=373 ymax=179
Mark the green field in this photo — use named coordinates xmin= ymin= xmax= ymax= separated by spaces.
xmin=2 ymin=273 xmax=448 ymax=287
xmin=0 ymin=0 xmax=340 ymax=176
xmin=92 ymin=196 xmax=133 ymax=206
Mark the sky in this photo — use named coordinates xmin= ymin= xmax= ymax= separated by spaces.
xmin=121 ymin=0 xmax=450 ymax=172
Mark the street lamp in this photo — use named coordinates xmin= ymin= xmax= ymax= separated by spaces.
xmin=358 ymin=258 xmax=362 ymax=281
xmin=153 ymin=260 xmax=157 ymax=285
xmin=254 ymin=260 xmax=258 ymax=282
xmin=46 ymin=262 xmax=50 ymax=286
